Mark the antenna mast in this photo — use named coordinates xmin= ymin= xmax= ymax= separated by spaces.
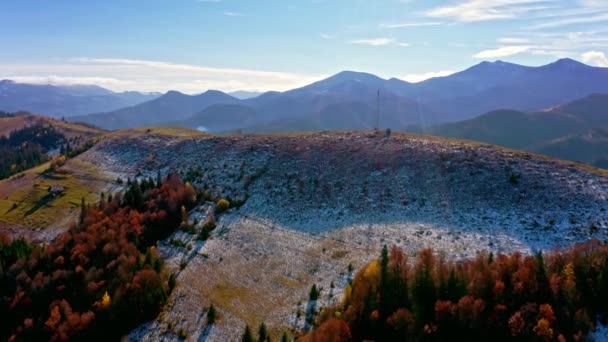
xmin=376 ymin=89 xmax=380 ymax=130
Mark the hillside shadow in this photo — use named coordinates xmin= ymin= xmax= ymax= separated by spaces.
xmin=24 ymin=193 xmax=61 ymax=216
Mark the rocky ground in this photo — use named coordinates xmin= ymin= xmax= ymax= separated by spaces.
xmin=76 ymin=130 xmax=608 ymax=340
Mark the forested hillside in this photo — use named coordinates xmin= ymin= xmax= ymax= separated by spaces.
xmin=0 ymin=174 xmax=197 ymax=340
xmin=305 ymin=241 xmax=608 ymax=341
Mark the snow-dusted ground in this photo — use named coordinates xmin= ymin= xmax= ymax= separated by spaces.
xmin=591 ymin=321 xmax=608 ymax=342
xmin=79 ymin=131 xmax=608 ymax=341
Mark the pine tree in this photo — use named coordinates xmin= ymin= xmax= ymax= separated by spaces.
xmin=536 ymin=250 xmax=550 ymax=303
xmin=309 ymin=284 xmax=320 ymax=301
xmin=207 ymin=304 xmax=217 ymax=324
xmin=242 ymin=324 xmax=254 ymax=342
xmin=258 ymin=322 xmax=269 ymax=342
xmin=412 ymin=250 xmax=436 ymax=328
xmin=281 ymin=332 xmax=289 ymax=342
xmin=379 ymin=244 xmax=390 ymax=318
xmin=79 ymin=197 xmax=86 ymax=224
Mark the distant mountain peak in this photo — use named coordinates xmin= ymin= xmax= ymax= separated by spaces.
xmin=201 ymin=89 xmax=229 ymax=96
xmin=164 ymin=90 xmax=186 ymax=97
xmin=331 ymin=70 xmax=385 ymax=80
xmin=544 ymin=58 xmax=588 ymax=69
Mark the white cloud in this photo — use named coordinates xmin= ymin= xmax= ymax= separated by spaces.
xmin=497 ymin=37 xmax=530 ymax=44
xmin=380 ymin=22 xmax=443 ymax=28
xmin=320 ymin=33 xmax=334 ymax=39
xmin=0 ymin=58 xmax=327 ymax=94
xmin=350 ymin=38 xmax=395 ymax=46
xmin=581 ymin=51 xmax=608 ymax=66
xmin=0 ymin=76 xmax=132 ymax=88
xmin=224 ymin=11 xmax=244 ymax=16
xmin=426 ymin=0 xmax=557 ymax=22
xmin=473 ymin=45 xmax=531 ymax=58
xmin=349 ymin=38 xmax=409 ymax=47
xmin=529 ymin=12 xmax=608 ymax=29
xmin=401 ymin=70 xmax=456 ymax=83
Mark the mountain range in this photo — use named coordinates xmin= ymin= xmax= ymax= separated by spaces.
xmin=3 ymin=58 xmax=608 ymax=168
xmin=0 ymin=80 xmax=159 ymax=117
xmin=66 ymin=58 xmax=608 ymax=133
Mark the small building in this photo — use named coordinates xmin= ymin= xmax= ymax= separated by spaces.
xmin=48 ymin=185 xmax=66 ymax=197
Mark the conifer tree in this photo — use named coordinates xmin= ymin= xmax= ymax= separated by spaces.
xmin=242 ymin=324 xmax=254 ymax=342
xmin=258 ymin=322 xmax=269 ymax=341
xmin=207 ymin=304 xmax=216 ymax=324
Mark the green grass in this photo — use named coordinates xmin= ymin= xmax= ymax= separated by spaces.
xmin=0 ymin=159 xmax=107 ymax=229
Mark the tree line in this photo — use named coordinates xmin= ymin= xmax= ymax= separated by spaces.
xmin=305 ymin=241 xmax=608 ymax=341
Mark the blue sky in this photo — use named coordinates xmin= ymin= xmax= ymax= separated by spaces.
xmin=1 ymin=0 xmax=607 ymax=93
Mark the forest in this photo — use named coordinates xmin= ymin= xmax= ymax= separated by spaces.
xmin=0 ymin=124 xmax=64 ymax=179
xmin=305 ymin=241 xmax=608 ymax=341
xmin=0 ymin=174 xmax=197 ymax=341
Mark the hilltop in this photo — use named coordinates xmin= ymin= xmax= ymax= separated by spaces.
xmin=66 ymin=129 xmax=608 ymax=340
xmin=0 ymin=112 xmax=104 ymax=138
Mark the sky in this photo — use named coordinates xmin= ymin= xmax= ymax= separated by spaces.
xmin=1 ymin=0 xmax=608 ymax=93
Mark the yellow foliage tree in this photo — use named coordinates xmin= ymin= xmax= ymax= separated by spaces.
xmin=533 ymin=318 xmax=553 ymax=340
xmin=563 ymin=262 xmax=576 ymax=291
xmin=342 ymin=284 xmax=352 ymax=306
xmin=101 ymin=291 xmax=111 ymax=308
xmin=364 ymin=260 xmax=380 ymax=280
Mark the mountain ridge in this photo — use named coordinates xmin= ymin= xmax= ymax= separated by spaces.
xmin=0 ymin=80 xmax=159 ymax=117
xmin=69 ymin=58 xmax=608 ymax=132
xmin=427 ymin=93 xmax=608 ymax=167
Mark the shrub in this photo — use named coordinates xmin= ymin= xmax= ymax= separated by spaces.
xmin=509 ymin=172 xmax=520 ymax=185
xmin=215 ymin=198 xmax=230 ymax=214
xmin=177 ymin=328 xmax=187 ymax=340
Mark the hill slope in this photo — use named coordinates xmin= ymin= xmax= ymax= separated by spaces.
xmin=73 ymin=129 xmax=608 ymax=339
xmin=2 ymin=128 xmax=607 ymax=339
xmin=0 ymin=112 xmax=104 ymax=138
xmin=428 ymin=94 xmax=608 ymax=167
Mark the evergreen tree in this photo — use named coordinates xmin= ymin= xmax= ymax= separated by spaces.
xmin=536 ymin=250 xmax=550 ymax=303
xmin=242 ymin=324 xmax=254 ymax=342
xmin=258 ymin=322 xmax=269 ymax=342
xmin=207 ymin=304 xmax=217 ymax=324
xmin=79 ymin=197 xmax=86 ymax=224
xmin=412 ymin=252 xmax=436 ymax=328
xmin=379 ymin=245 xmax=390 ymax=318
xmin=309 ymin=284 xmax=320 ymax=301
